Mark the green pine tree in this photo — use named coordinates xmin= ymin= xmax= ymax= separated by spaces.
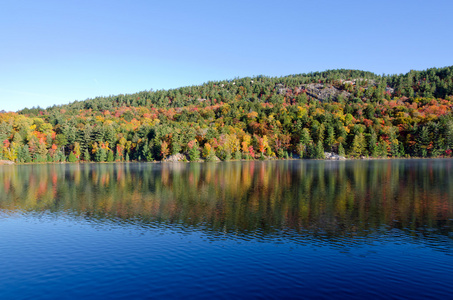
xmin=68 ymin=152 xmax=77 ymax=163
xmin=338 ymin=143 xmax=345 ymax=157
xmin=315 ymin=141 xmax=325 ymax=159
xmin=234 ymin=150 xmax=241 ymax=160
xmin=84 ymin=149 xmax=91 ymax=161
xmin=107 ymin=150 xmax=114 ymax=162
xmin=188 ymin=146 xmax=200 ymax=161
xmin=350 ymin=133 xmax=365 ymax=158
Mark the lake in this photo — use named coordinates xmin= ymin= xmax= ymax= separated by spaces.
xmin=0 ymin=160 xmax=452 ymax=299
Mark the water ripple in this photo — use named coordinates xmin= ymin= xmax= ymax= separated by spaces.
xmin=1 ymin=160 xmax=453 ymax=299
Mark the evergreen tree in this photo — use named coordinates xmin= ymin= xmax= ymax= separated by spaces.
xmin=378 ymin=140 xmax=388 ymax=158
xmin=299 ymin=128 xmax=312 ymax=158
xmin=84 ymin=149 xmax=91 ymax=161
xmin=398 ymin=143 xmax=406 ymax=157
xmin=107 ymin=150 xmax=114 ymax=162
xmin=114 ymin=152 xmax=121 ymax=162
xmin=350 ymin=133 xmax=365 ymax=158
xmin=315 ymin=141 xmax=325 ymax=159
xmin=444 ymin=120 xmax=453 ymax=150
xmin=223 ymin=149 xmax=232 ymax=161
xmin=416 ymin=126 xmax=430 ymax=157
xmin=234 ymin=150 xmax=241 ymax=160
xmin=338 ymin=143 xmax=345 ymax=157
xmin=367 ymin=131 xmax=378 ymax=157
xmin=17 ymin=145 xmax=32 ymax=163
xmin=324 ymin=126 xmax=335 ymax=152
xmin=95 ymin=147 xmax=107 ymax=162
xmin=188 ymin=144 xmax=201 ymax=161
xmin=68 ymin=151 xmax=77 ymax=163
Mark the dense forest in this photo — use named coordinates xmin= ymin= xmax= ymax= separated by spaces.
xmin=1 ymin=66 xmax=453 ymax=163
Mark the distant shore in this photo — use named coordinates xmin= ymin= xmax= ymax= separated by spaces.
xmin=2 ymin=156 xmax=452 ymax=166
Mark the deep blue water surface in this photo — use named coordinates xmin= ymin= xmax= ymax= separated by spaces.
xmin=0 ymin=160 xmax=452 ymax=299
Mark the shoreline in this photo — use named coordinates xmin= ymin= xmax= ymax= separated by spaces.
xmin=2 ymin=156 xmax=452 ymax=166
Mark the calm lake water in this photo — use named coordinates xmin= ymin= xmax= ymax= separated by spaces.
xmin=1 ymin=160 xmax=452 ymax=299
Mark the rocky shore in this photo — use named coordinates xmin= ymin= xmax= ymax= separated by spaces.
xmin=324 ymin=152 xmax=347 ymax=160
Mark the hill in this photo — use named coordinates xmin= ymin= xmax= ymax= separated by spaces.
xmin=1 ymin=66 xmax=453 ymax=163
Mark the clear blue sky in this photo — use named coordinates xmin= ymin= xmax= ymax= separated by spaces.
xmin=1 ymin=0 xmax=452 ymax=112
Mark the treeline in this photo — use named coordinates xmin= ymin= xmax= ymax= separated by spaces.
xmin=1 ymin=66 xmax=453 ymax=163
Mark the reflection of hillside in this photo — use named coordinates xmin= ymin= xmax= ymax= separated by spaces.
xmin=0 ymin=160 xmax=452 ymax=239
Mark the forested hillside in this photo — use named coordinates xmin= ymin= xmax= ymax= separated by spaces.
xmin=2 ymin=66 xmax=453 ymax=163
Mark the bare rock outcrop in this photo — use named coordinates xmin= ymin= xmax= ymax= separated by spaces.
xmin=324 ymin=152 xmax=346 ymax=160
xmin=301 ymin=83 xmax=351 ymax=101
xmin=163 ymin=153 xmax=187 ymax=162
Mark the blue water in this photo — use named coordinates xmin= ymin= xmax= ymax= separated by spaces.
xmin=0 ymin=160 xmax=452 ymax=299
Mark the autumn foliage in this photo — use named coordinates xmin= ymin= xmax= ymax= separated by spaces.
xmin=1 ymin=66 xmax=453 ymax=163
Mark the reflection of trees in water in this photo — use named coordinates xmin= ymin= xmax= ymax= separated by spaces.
xmin=0 ymin=160 xmax=452 ymax=238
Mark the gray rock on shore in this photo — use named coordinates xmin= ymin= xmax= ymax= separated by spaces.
xmin=324 ymin=152 xmax=346 ymax=160
xmin=163 ymin=153 xmax=188 ymax=162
